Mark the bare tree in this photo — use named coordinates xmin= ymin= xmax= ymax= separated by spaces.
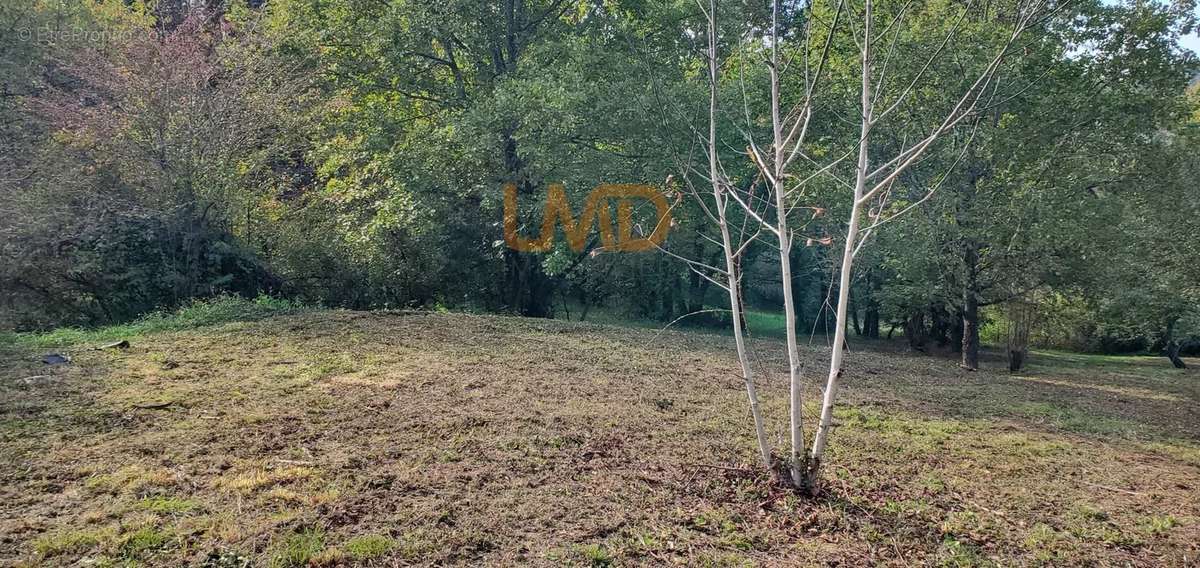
xmin=701 ymin=0 xmax=1049 ymax=490
xmin=703 ymin=0 xmax=773 ymax=470
xmin=804 ymin=0 xmax=1048 ymax=488
xmin=735 ymin=0 xmax=844 ymax=488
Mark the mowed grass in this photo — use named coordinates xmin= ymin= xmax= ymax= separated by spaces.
xmin=1 ymin=308 xmax=1198 ymax=566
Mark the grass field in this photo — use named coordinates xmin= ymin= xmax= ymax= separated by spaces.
xmin=2 ymin=306 xmax=1198 ymax=566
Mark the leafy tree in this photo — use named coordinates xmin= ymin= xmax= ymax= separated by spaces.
xmin=868 ymin=0 xmax=1196 ymax=369
xmin=1 ymin=6 xmax=311 ymax=326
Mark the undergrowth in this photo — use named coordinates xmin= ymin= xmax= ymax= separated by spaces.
xmin=1 ymin=295 xmax=309 ymax=350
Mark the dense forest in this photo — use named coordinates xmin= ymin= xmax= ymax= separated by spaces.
xmin=2 ymin=0 xmax=1197 ymax=365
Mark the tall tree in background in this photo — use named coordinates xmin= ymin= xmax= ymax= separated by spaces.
xmin=865 ymin=0 xmax=1197 ymax=369
xmin=266 ymin=0 xmax=706 ymax=317
xmin=1090 ymin=116 xmax=1200 ymax=368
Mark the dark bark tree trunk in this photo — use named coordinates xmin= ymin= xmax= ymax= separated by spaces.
xmin=957 ymin=156 xmax=986 ymax=370
xmin=905 ymin=310 xmax=927 ymax=351
xmin=864 ymin=307 xmax=879 ymax=338
xmin=961 ymin=242 xmax=980 ymax=370
xmin=574 ymin=276 xmax=590 ymax=322
xmin=687 ymin=271 xmax=706 ymax=314
xmin=492 ymin=3 xmax=558 ymax=318
xmin=850 ymin=293 xmax=862 ymax=336
xmin=950 ymin=311 xmax=964 ymax=354
xmin=1164 ymin=318 xmax=1187 ymax=368
xmin=560 ymin=289 xmax=572 ymax=321
xmin=1166 ymin=342 xmax=1187 ymax=369
xmin=499 ymin=124 xmax=555 ymax=318
xmin=1008 ymin=349 xmax=1025 ymax=372
xmin=686 ymin=246 xmax=717 ymax=315
xmin=932 ymin=307 xmax=952 ymax=348
xmin=863 ymin=269 xmax=880 ymax=338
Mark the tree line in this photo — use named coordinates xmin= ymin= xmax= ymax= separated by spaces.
xmin=1 ymin=0 xmax=1197 ymax=370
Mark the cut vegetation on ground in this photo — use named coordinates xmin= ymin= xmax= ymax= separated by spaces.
xmin=2 ymin=308 xmax=1198 ymax=566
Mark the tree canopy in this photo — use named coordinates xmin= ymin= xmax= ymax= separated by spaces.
xmin=1 ymin=0 xmax=1197 ymax=366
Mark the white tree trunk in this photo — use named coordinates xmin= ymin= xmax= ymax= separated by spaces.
xmin=767 ymin=0 xmax=806 ymax=488
xmin=698 ymin=0 xmax=1037 ymax=486
xmin=777 ymin=219 xmax=804 ymax=484
xmin=807 ymin=0 xmax=873 ymax=487
xmin=706 ymin=0 xmax=772 ymax=470
xmin=720 ymin=221 xmax=773 ymax=471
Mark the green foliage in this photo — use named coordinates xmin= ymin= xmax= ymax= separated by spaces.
xmin=862 ymin=0 xmax=1199 ymax=355
xmin=0 ymin=0 xmax=1196 ymax=357
xmin=1 ymin=3 xmax=308 ymax=330
xmin=8 ymin=295 xmax=307 ymax=349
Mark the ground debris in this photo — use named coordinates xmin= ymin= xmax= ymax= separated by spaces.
xmin=13 ymin=374 xmax=55 ymax=386
xmin=132 ymin=400 xmax=176 ymax=410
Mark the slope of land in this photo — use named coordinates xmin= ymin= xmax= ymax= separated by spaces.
xmin=1 ymin=309 xmax=1198 ymax=566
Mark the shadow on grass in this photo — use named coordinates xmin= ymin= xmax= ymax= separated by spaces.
xmin=830 ymin=340 xmax=1200 ymax=449
xmin=566 ymin=305 xmax=1200 ymax=446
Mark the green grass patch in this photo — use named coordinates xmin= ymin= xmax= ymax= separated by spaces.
xmin=343 ymin=534 xmax=395 ymax=560
xmin=936 ymin=536 xmax=989 ymax=567
xmin=119 ymin=526 xmax=173 ymax=558
xmin=5 ymin=294 xmax=308 ymax=349
xmin=575 ymin=543 xmax=613 ymax=566
xmin=138 ymin=496 xmax=201 ymax=514
xmin=1014 ymin=402 xmax=1137 ymax=436
xmin=269 ymin=527 xmax=326 ymax=568
xmin=1140 ymin=515 xmax=1180 ymax=536
xmin=34 ymin=529 xmax=112 ymax=557
xmin=743 ymin=310 xmax=787 ymax=338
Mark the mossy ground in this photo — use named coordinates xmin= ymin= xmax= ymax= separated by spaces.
xmin=2 ymin=308 xmax=1197 ymax=566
